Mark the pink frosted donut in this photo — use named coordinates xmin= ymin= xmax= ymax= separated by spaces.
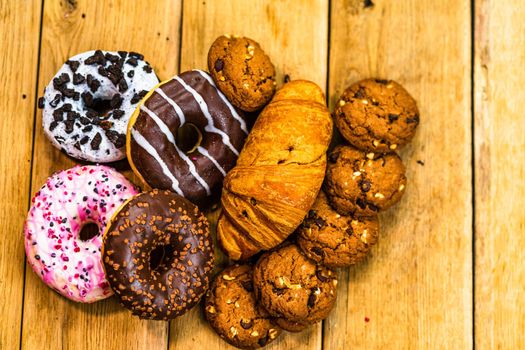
xmin=24 ymin=165 xmax=138 ymax=303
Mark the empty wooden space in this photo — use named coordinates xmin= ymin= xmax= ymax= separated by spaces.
xmin=0 ymin=0 xmax=523 ymax=349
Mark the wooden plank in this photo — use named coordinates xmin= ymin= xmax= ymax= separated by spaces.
xmin=325 ymin=1 xmax=473 ymax=349
xmin=170 ymin=1 xmax=328 ymax=349
xmin=474 ymin=1 xmax=525 ymax=348
xmin=0 ymin=1 xmax=42 ymax=349
xmin=20 ymin=1 xmax=181 ymax=349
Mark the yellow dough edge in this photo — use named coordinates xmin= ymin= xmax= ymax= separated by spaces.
xmin=126 ymin=78 xmax=173 ymax=192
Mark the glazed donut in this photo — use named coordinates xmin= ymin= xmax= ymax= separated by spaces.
xmin=38 ymin=50 xmax=159 ymax=162
xmin=24 ymin=165 xmax=138 ymax=302
xmin=127 ymin=70 xmax=248 ymax=204
xmin=102 ymin=189 xmax=214 ymax=320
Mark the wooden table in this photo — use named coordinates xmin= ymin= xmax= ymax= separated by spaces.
xmin=1 ymin=0 xmax=523 ymax=349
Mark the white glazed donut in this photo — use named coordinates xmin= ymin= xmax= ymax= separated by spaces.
xmin=24 ymin=165 xmax=139 ymax=303
xmin=38 ymin=50 xmax=159 ymax=162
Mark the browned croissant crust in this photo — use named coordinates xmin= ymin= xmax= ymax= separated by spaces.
xmin=217 ymin=80 xmax=333 ymax=260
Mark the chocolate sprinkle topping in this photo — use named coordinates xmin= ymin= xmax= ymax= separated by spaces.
xmin=90 ymin=132 xmax=102 ymax=150
xmin=65 ymin=60 xmax=80 ymax=72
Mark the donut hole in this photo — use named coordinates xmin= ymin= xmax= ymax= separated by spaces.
xmin=150 ymin=244 xmax=175 ymax=271
xmin=176 ymin=123 xmax=202 ymax=153
xmin=79 ymin=222 xmax=100 ymax=241
xmin=90 ymin=98 xmax=113 ymax=117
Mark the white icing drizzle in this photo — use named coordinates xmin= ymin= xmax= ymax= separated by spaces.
xmin=130 ymin=128 xmax=184 ymax=197
xmin=173 ymin=75 xmax=240 ymax=156
xmin=194 ymin=69 xmax=248 ymax=135
xmin=155 ymin=87 xmax=186 ymax=125
xmin=197 ymin=146 xmax=227 ymax=176
xmin=140 ymin=105 xmax=211 ymax=195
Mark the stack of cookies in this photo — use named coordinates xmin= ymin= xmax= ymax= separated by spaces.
xmin=204 ymin=46 xmax=420 ymax=348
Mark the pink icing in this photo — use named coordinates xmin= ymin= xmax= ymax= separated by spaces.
xmin=24 ymin=165 xmax=138 ymax=303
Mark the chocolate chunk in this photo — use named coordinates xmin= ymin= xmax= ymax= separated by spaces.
xmin=214 ymin=58 xmax=224 ymax=72
xmin=105 ymin=52 xmax=120 ymax=63
xmin=118 ymin=51 xmax=127 ymax=58
xmin=130 ymin=90 xmax=148 ymax=104
xmin=61 ymin=88 xmax=77 ymax=99
xmin=364 ymin=0 xmax=374 ymax=8
xmin=91 ymin=132 xmax=102 ymax=150
xmin=375 ymin=78 xmax=388 ymax=84
xmin=73 ymin=73 xmax=85 ymax=85
xmin=143 ymin=65 xmax=152 ymax=74
xmin=367 ymin=202 xmax=379 ymax=212
xmin=86 ymin=74 xmax=100 ymax=92
xmin=240 ymin=319 xmax=253 ymax=329
xmin=64 ymin=119 xmax=75 ymax=134
xmin=118 ymin=79 xmax=128 ymax=92
xmin=354 ymin=87 xmax=366 ymax=99
xmin=112 ymin=109 xmax=125 ymax=119
xmin=52 ymin=110 xmax=63 ymax=122
xmin=66 ymin=111 xmax=80 ymax=121
xmin=110 ymin=94 xmax=123 ymax=108
xmin=258 ymin=335 xmax=269 ymax=347
xmin=307 ymin=292 xmax=316 ymax=308
xmin=307 ymin=210 xmax=316 ymax=219
xmin=49 ymin=121 xmax=59 ymax=131
xmin=82 ymin=125 xmax=93 ymax=132
xmin=100 ymin=120 xmax=114 ymax=130
xmin=53 ymin=73 xmax=70 ymax=90
xmin=74 ymin=141 xmax=81 ymax=150
xmin=406 ymin=114 xmax=420 ymax=124
xmin=316 ymin=270 xmax=328 ymax=282
xmin=61 ymin=103 xmax=72 ymax=111
xmin=84 ymin=50 xmax=106 ymax=65
xmin=65 ymin=60 xmax=80 ymax=72
xmin=104 ymin=64 xmax=124 ymax=85
xmin=38 ymin=97 xmax=45 ymax=109
xmin=359 ymin=179 xmax=371 ymax=192
xmin=54 ymin=135 xmax=65 ymax=143
xmin=241 ymin=280 xmax=254 ymax=292
xmin=105 ymin=130 xmax=125 ymax=148
xmin=81 ymin=91 xmax=93 ymax=107
xmin=50 ymin=94 xmax=61 ymax=108
xmin=314 ymin=217 xmax=326 ymax=228
xmin=129 ymin=51 xmax=144 ymax=60
xmin=127 ymin=70 xmax=135 ymax=78
xmin=388 ymin=113 xmax=399 ymax=123
xmin=78 ymin=136 xmax=89 ymax=145
xmin=126 ymin=57 xmax=138 ymax=67
xmin=86 ymin=109 xmax=98 ymax=120
xmin=311 ymin=246 xmax=325 ymax=257
xmin=272 ymin=287 xmax=285 ymax=296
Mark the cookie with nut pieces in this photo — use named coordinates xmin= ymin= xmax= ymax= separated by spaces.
xmin=324 ymin=144 xmax=407 ymax=217
xmin=208 ymin=35 xmax=276 ymax=112
xmin=205 ymin=264 xmax=281 ymax=349
xmin=297 ymin=191 xmax=380 ymax=268
xmin=253 ymin=244 xmax=337 ymax=324
xmin=335 ymin=78 xmax=419 ymax=152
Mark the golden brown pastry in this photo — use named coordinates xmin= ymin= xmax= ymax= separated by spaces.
xmin=217 ymin=80 xmax=333 ymax=260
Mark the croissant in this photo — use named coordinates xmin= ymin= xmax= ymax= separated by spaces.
xmin=217 ymin=80 xmax=333 ymax=260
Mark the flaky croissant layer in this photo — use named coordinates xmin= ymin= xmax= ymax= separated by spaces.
xmin=218 ymin=80 xmax=333 ymax=260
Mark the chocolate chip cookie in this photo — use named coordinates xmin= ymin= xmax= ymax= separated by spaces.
xmin=324 ymin=144 xmax=407 ymax=216
xmin=205 ymin=264 xmax=282 ymax=349
xmin=208 ymin=35 xmax=276 ymax=112
xmin=335 ymin=78 xmax=419 ymax=152
xmin=253 ymin=244 xmax=337 ymax=324
xmin=297 ymin=191 xmax=380 ymax=268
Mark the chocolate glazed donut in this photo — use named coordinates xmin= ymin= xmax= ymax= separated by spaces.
xmin=127 ymin=70 xmax=248 ymax=205
xmin=102 ymin=189 xmax=214 ymax=320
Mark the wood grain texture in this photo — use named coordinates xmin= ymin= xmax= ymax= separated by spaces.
xmin=474 ymin=0 xmax=525 ymax=348
xmin=20 ymin=1 xmax=181 ymax=349
xmin=169 ymin=1 xmax=328 ymax=349
xmin=324 ymin=1 xmax=473 ymax=349
xmin=0 ymin=1 xmax=42 ymax=349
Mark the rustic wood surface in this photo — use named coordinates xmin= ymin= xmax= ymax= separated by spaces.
xmin=0 ymin=0 xmax=523 ymax=349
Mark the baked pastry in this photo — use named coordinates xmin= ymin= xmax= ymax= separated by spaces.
xmin=297 ymin=191 xmax=380 ymax=268
xmin=217 ymin=80 xmax=333 ymax=260
xmin=208 ymin=35 xmax=276 ymax=111
xmin=127 ymin=70 xmax=248 ymax=205
xmin=253 ymin=244 xmax=337 ymax=324
xmin=334 ymin=78 xmax=419 ymax=152
xmin=102 ymin=189 xmax=214 ymax=320
xmin=24 ymin=165 xmax=138 ymax=303
xmin=38 ymin=50 xmax=159 ymax=162
xmin=205 ymin=264 xmax=281 ymax=349
xmin=324 ymin=144 xmax=407 ymax=216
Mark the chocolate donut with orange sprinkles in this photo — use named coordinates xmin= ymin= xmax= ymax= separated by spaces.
xmin=102 ymin=189 xmax=214 ymax=320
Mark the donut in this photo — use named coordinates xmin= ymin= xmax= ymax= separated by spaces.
xmin=24 ymin=165 xmax=139 ymax=303
xmin=38 ymin=50 xmax=159 ymax=162
xmin=126 ymin=69 xmax=248 ymax=204
xmin=102 ymin=189 xmax=214 ymax=320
